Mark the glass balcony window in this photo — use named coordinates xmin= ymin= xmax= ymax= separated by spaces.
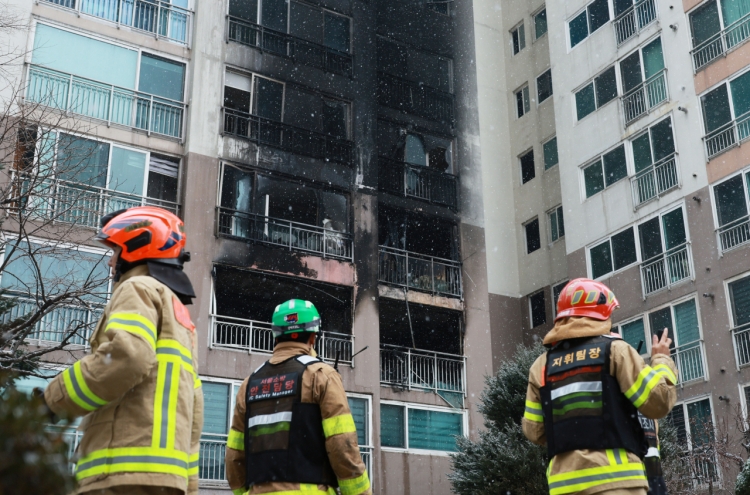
xmin=713 ymin=170 xmax=750 ymax=252
xmin=701 ymin=71 xmax=750 ymax=159
xmin=690 ymin=0 xmax=750 ymax=71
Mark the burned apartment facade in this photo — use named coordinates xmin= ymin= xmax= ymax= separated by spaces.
xmin=3 ymin=0 xmax=492 ymax=493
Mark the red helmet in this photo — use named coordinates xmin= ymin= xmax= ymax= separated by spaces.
xmin=555 ymin=278 xmax=619 ymax=322
xmin=95 ymin=206 xmax=186 ymax=264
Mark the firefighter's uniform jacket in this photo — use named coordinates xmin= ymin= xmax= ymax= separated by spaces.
xmin=225 ymin=341 xmax=371 ymax=495
xmin=44 ymin=265 xmax=204 ymax=494
xmin=522 ymin=317 xmax=677 ymax=495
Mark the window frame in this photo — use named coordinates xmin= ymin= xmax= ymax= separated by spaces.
xmin=425 ymin=0 xmax=452 ymax=16
xmin=31 ymin=126 xmax=181 ymax=204
xmin=723 ymin=269 xmax=750 ymax=337
xmin=687 ymin=0 xmax=732 ymax=48
xmin=529 ymin=289 xmax=547 ymax=328
xmin=613 ymin=313 xmax=651 ymax=355
xmin=548 ymin=204 xmax=565 ymax=243
xmin=698 ymin=66 xmax=750 ymax=134
xmin=573 ymin=65 xmax=619 ymax=121
xmin=566 ymin=0 xmax=613 ymax=49
xmin=533 ymin=7 xmax=548 ymax=40
xmin=669 ymin=395 xmax=716 ymax=453
xmin=224 ymin=69 xmax=288 ymax=122
xmin=379 ymin=400 xmax=468 ymax=456
xmin=519 ymin=148 xmax=535 ymax=184
xmin=585 ymin=202 xmax=690 ymax=280
xmin=648 ymin=294 xmax=704 ymax=350
xmin=227 ymin=0 xmax=354 ymax=53
xmin=511 ymin=21 xmax=526 ymax=55
xmin=552 ymin=280 xmax=568 ymax=317
xmin=709 ymin=166 xmax=750 ymax=233
xmin=32 ymin=21 xmax=189 ymax=103
xmin=346 ymin=392 xmax=373 ymax=481
xmin=619 ymin=36 xmax=665 ymax=92
xmin=515 ymin=84 xmax=531 ymax=118
xmin=579 ymin=142 xmax=630 ymax=200
xmin=629 ymin=115 xmax=677 ymax=173
xmin=543 ymin=135 xmax=559 ymax=170
xmin=536 ymin=68 xmax=553 ymax=104
xmin=524 ymin=216 xmax=541 ymax=254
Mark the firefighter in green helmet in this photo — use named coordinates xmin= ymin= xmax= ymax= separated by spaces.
xmin=225 ymin=299 xmax=371 ymax=495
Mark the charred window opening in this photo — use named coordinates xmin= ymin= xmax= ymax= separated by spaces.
xmin=377 ymin=121 xmax=455 ymax=174
xmin=224 ymin=71 xmax=350 ymax=139
xmin=219 ymin=165 xmax=349 ymax=232
xmin=213 ymin=265 xmax=353 ymax=334
xmin=13 ymin=125 xmax=37 ymax=172
xmin=378 ymin=205 xmax=458 ymax=260
xmin=379 ymin=298 xmax=462 ymax=355
xmin=377 ymin=38 xmax=453 ymax=94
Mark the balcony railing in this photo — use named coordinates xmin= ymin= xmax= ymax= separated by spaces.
xmin=630 ymin=153 xmax=678 ymax=207
xmin=42 ymin=0 xmax=191 ymax=45
xmin=717 ymin=215 xmax=750 ymax=252
xmin=210 ymin=314 xmax=355 ymax=366
xmin=223 ymin=108 xmax=353 ymax=165
xmin=199 ymin=437 xmax=228 ymax=485
xmin=733 ymin=323 xmax=750 ymax=368
xmin=380 ymin=344 xmax=466 ymax=396
xmin=1 ymin=295 xmax=102 ymax=347
xmin=216 ymin=207 xmax=353 ymax=261
xmin=12 ymin=172 xmax=179 ymax=230
xmin=378 ymin=157 xmax=458 ymax=210
xmin=704 ymin=111 xmax=750 ymax=159
xmin=671 ymin=341 xmax=705 ymax=384
xmin=360 ymin=446 xmax=372 ymax=479
xmin=621 ymin=69 xmax=668 ymax=125
xmin=378 ymin=72 xmax=454 ymax=123
xmin=691 ymin=12 xmax=750 ymax=71
xmin=640 ymin=243 xmax=692 ymax=296
xmin=26 ymin=65 xmax=185 ymax=139
xmin=378 ymin=246 xmax=462 ymax=298
xmin=226 ymin=16 xmax=352 ymax=77
xmin=613 ymin=0 xmax=657 ymax=45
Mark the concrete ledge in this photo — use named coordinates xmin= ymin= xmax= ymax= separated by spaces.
xmin=378 ymin=284 xmax=464 ymax=311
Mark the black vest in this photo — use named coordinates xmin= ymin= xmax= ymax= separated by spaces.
xmin=244 ymin=355 xmax=337 ymax=488
xmin=540 ymin=336 xmax=647 ymax=459
xmin=639 ymin=413 xmax=667 ymax=495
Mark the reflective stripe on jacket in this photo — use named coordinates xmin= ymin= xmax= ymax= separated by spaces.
xmin=225 ymin=342 xmax=371 ymax=495
xmin=45 ymin=265 xmax=204 ymax=494
xmin=522 ymin=317 xmax=677 ymax=495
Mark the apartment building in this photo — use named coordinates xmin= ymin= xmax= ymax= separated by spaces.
xmin=1 ymin=0 xmax=498 ymax=493
xmin=541 ymin=0 xmax=750 ymax=482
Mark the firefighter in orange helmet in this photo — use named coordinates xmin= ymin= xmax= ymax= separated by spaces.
xmin=522 ymin=278 xmax=677 ymax=495
xmin=41 ymin=207 xmax=204 ymax=495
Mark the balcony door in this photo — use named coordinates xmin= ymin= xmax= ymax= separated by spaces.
xmin=701 ymin=71 xmax=750 ymax=134
xmin=632 ymin=118 xmax=675 ymax=174
xmin=649 ymin=299 xmax=702 ymax=382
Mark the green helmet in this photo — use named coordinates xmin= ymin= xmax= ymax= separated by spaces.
xmin=271 ymin=299 xmax=321 ymax=338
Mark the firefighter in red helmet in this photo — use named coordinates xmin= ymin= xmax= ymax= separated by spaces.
xmin=522 ymin=278 xmax=677 ymax=495
xmin=40 ymin=207 xmax=204 ymax=495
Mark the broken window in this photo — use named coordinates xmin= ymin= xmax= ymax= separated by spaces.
xmin=378 ymin=205 xmax=459 ymax=260
xmin=376 ymin=121 xmax=455 ymax=174
xmin=529 ymin=290 xmax=547 ymax=327
xmin=224 ymin=70 xmax=349 ymax=139
xmin=219 ymin=164 xmax=349 ymax=232
xmin=379 ymin=298 xmax=462 ymax=354
xmin=213 ymin=265 xmax=352 ymax=334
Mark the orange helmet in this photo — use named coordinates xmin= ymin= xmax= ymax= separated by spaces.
xmin=95 ymin=207 xmax=186 ymax=264
xmin=555 ymin=278 xmax=619 ymax=322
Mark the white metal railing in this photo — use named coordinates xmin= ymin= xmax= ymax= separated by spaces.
xmin=630 ymin=154 xmax=678 ymax=207
xmin=380 ymin=344 xmax=466 ymax=395
xmin=613 ymin=0 xmax=658 ymax=45
xmin=378 ymin=245 xmax=462 ymax=298
xmin=42 ymin=0 xmax=192 ymax=45
xmin=52 ymin=425 xmax=84 ymax=473
xmin=622 ymin=69 xmax=668 ymax=125
xmin=640 ymin=243 xmax=692 ymax=296
xmin=717 ymin=215 xmax=750 ymax=252
xmin=12 ymin=172 xmax=179 ymax=230
xmin=26 ymin=65 xmax=185 ymax=139
xmin=360 ymin=446 xmax=372 ymax=479
xmin=217 ymin=208 xmax=353 ymax=261
xmin=1 ymin=295 xmax=102 ymax=347
xmin=671 ymin=341 xmax=705 ymax=384
xmin=733 ymin=323 xmax=750 ymax=368
xmin=704 ymin=111 xmax=750 ymax=159
xmin=691 ymin=12 xmax=750 ymax=71
xmin=210 ymin=314 xmax=355 ymax=366
xmin=199 ymin=437 xmax=228 ymax=485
